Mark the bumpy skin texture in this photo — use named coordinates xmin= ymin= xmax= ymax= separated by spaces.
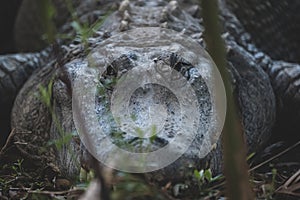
xmin=226 ymin=0 xmax=300 ymax=63
xmin=1 ymin=0 xmax=294 ymax=182
xmin=222 ymin=0 xmax=300 ymax=141
xmin=0 ymin=51 xmax=49 ymax=105
xmin=0 ymin=51 xmax=49 ymax=147
xmin=0 ymin=0 xmax=111 ymax=146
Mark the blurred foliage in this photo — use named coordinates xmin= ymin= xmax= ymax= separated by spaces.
xmin=39 ymin=0 xmax=57 ymax=44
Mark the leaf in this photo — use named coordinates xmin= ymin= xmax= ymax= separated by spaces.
xmin=204 ymin=169 xmax=212 ymax=182
xmin=71 ymin=21 xmax=83 ymax=35
xmin=194 ymin=169 xmax=201 ymax=180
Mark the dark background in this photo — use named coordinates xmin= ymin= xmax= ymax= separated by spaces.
xmin=0 ymin=0 xmax=23 ymax=54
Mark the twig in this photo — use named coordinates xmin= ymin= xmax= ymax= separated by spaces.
xmin=0 ymin=129 xmax=16 ymax=155
xmin=249 ymin=140 xmax=300 ymax=172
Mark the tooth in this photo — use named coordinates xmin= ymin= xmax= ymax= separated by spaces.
xmin=168 ymin=0 xmax=179 ymax=12
xmin=119 ymin=0 xmax=131 ymax=13
xmin=123 ymin=10 xmax=131 ymax=22
xmin=119 ymin=20 xmax=129 ymax=31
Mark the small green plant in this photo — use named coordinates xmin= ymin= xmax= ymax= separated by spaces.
xmin=194 ymin=168 xmax=223 ymax=188
xmin=189 ymin=168 xmax=223 ymax=198
xmin=79 ymin=167 xmax=95 ymax=183
xmin=38 ymin=80 xmax=53 ymax=108
xmin=38 ymin=80 xmax=73 ymax=149
xmin=38 ymin=81 xmax=79 ymax=172
xmin=12 ymin=159 xmax=24 ymax=176
xmin=259 ymin=168 xmax=277 ymax=199
xmin=39 ymin=0 xmax=57 ymax=44
xmin=38 ymin=80 xmax=65 ymax=141
xmin=65 ymin=0 xmax=111 ymax=49
xmin=111 ymin=172 xmax=165 ymax=200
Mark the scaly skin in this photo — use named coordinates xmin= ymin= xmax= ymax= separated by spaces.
xmin=221 ymin=0 xmax=300 ymax=141
xmin=3 ymin=0 xmax=299 ymax=184
xmin=226 ymin=0 xmax=300 ymax=63
xmin=0 ymin=51 xmax=50 ymax=147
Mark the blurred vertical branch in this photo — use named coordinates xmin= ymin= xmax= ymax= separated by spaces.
xmin=200 ymin=0 xmax=254 ymax=199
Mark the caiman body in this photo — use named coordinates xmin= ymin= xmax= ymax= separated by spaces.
xmin=0 ymin=0 xmax=299 ymax=184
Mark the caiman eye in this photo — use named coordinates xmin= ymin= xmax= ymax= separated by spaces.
xmin=103 ymin=54 xmax=135 ymax=78
xmin=100 ymin=54 xmax=136 ymax=89
xmin=155 ymin=52 xmax=194 ymax=80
